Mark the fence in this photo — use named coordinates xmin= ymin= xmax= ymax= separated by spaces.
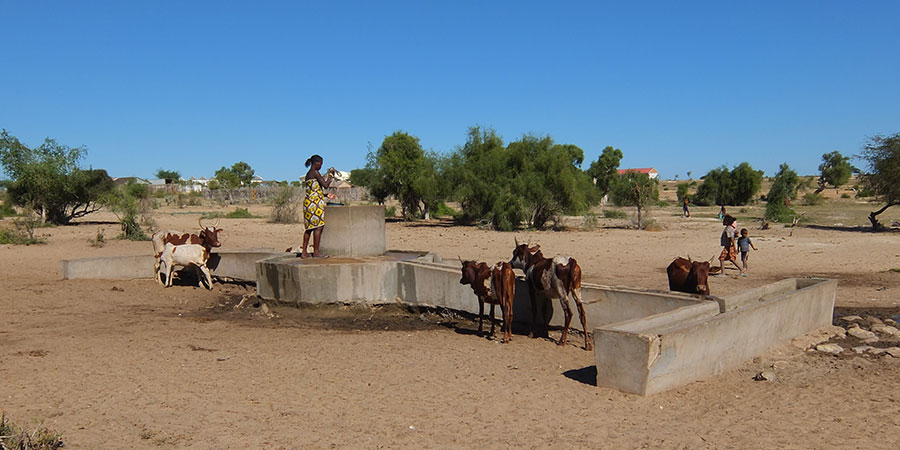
xmin=202 ymin=186 xmax=371 ymax=205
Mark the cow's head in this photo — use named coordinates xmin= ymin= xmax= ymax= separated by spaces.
xmin=691 ymin=261 xmax=710 ymax=295
xmin=199 ymin=218 xmax=223 ymax=248
xmin=459 ymin=258 xmax=479 ymax=286
xmin=510 ymin=237 xmax=540 ymax=269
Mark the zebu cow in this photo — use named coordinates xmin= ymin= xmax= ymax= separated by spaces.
xmin=151 ymin=219 xmax=222 ymax=284
xmin=459 ymin=259 xmax=516 ymax=343
xmin=159 ymin=243 xmax=213 ymax=289
xmin=666 ymin=257 xmax=710 ymax=296
xmin=510 ymin=239 xmax=591 ymax=350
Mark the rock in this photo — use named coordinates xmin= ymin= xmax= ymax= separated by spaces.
xmin=852 ymin=346 xmax=874 ymax=354
xmin=864 ymin=315 xmax=884 ymax=326
xmin=771 ymin=360 xmax=789 ymax=370
xmin=753 ymin=370 xmax=776 ymax=381
xmin=886 ymin=347 xmax=900 ymax=358
xmin=841 ymin=315 xmax=863 ymax=323
xmin=848 ymin=327 xmax=877 ymax=340
xmin=885 ymin=318 xmax=899 ymax=327
xmin=872 ymin=325 xmax=900 ymax=336
xmin=792 ymin=325 xmax=847 ymax=349
xmin=863 ymin=337 xmax=880 ymax=345
xmin=815 ymin=343 xmax=844 ymax=355
xmin=869 ymin=348 xmax=887 ymax=355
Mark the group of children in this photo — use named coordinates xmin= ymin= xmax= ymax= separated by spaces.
xmin=718 ymin=214 xmax=757 ymax=276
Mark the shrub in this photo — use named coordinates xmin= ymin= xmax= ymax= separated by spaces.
xmin=582 ymin=212 xmax=598 ymax=230
xmin=0 ymin=201 xmax=16 ymax=218
xmin=803 ymin=192 xmax=825 ymax=206
xmin=385 ymin=206 xmax=397 ymax=218
xmin=841 ymin=193 xmax=851 ymax=199
xmin=270 ymin=187 xmax=299 ymax=224
xmin=88 ymin=227 xmax=106 ymax=248
xmin=225 ymin=207 xmax=256 ymax=219
xmin=0 ymin=413 xmax=64 ymax=449
xmin=431 ymin=202 xmax=458 ymax=219
xmin=856 ymin=188 xmax=874 ymax=198
xmin=602 ymin=209 xmax=627 ymax=219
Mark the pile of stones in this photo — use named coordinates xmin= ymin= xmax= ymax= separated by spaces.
xmin=814 ymin=315 xmax=900 ymax=358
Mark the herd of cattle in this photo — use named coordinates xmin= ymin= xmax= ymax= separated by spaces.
xmin=151 ymin=218 xmax=223 ymax=289
xmin=461 ymin=239 xmax=711 ymax=350
xmin=149 ymin=220 xmax=712 ymax=350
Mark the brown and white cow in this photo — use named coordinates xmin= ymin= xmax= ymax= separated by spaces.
xmin=151 ymin=218 xmax=222 ymax=285
xmin=459 ymin=259 xmax=516 ymax=343
xmin=510 ymin=239 xmax=591 ymax=350
xmin=666 ymin=257 xmax=710 ymax=296
xmin=159 ymin=242 xmax=213 ymax=289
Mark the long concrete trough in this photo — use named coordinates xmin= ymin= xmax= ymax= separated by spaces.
xmin=593 ymin=278 xmax=836 ymax=395
xmin=61 ymin=249 xmax=285 ymax=281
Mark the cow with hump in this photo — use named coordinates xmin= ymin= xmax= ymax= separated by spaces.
xmin=509 ymin=238 xmax=592 ymax=350
xmin=666 ymin=257 xmax=710 ymax=296
xmin=459 ymin=258 xmax=516 ymax=343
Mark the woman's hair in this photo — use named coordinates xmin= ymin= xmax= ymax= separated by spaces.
xmin=723 ymin=215 xmax=736 ymax=226
xmin=305 ymin=154 xmax=323 ymax=168
xmin=740 ymin=228 xmax=748 ymax=234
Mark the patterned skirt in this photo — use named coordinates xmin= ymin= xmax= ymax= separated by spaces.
xmin=304 ymin=179 xmax=326 ymax=231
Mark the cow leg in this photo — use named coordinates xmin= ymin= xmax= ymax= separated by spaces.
xmin=199 ymin=265 xmax=213 ymax=289
xmin=478 ymin=299 xmax=485 ymax=335
xmin=502 ymin=299 xmax=513 ymax=343
xmin=165 ymin=264 xmax=175 ymax=288
xmin=489 ymin=303 xmax=496 ymax=337
xmin=528 ymin=286 xmax=538 ymax=338
xmin=556 ymin=287 xmax=573 ymax=346
xmin=572 ymin=288 xmax=592 ymax=350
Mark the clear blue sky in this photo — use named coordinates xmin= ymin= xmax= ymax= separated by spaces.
xmin=2 ymin=1 xmax=898 ymax=180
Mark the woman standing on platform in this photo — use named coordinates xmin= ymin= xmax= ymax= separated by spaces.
xmin=300 ymin=154 xmax=334 ymax=259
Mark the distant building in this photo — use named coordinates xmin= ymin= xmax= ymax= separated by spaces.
xmin=617 ymin=168 xmax=659 ymax=179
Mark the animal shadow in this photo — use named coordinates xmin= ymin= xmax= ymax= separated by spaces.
xmin=563 ymin=366 xmax=597 ymax=386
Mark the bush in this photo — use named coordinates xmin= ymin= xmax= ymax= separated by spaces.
xmin=225 ymin=207 xmax=256 ymax=218
xmin=857 ymin=188 xmax=874 ymax=198
xmin=603 ymin=209 xmax=627 ymax=219
xmin=803 ymin=192 xmax=825 ymax=206
xmin=0 ymin=201 xmax=16 ymax=218
xmin=693 ymin=163 xmax=763 ymax=206
xmin=270 ymin=187 xmax=299 ymax=224
xmin=385 ymin=206 xmax=397 ymax=218
xmin=431 ymin=202 xmax=458 ymax=219
xmin=0 ymin=413 xmax=64 ymax=449
xmin=582 ymin=212 xmax=598 ymax=230
xmin=88 ymin=227 xmax=105 ymax=247
xmin=841 ymin=193 xmax=851 ymax=199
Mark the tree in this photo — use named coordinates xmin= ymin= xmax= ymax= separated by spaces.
xmin=859 ymin=132 xmax=900 ymax=230
xmin=815 ymin=151 xmax=853 ymax=194
xmin=676 ymin=182 xmax=695 ymax=203
xmin=609 ymin=172 xmax=659 ymax=229
xmin=586 ymin=146 xmax=623 ymax=197
xmin=214 ymin=161 xmax=254 ymax=188
xmin=155 ymin=169 xmax=181 ymax=182
xmin=0 ymin=130 xmax=114 ymax=224
xmin=692 ymin=163 xmax=763 ymax=206
xmin=765 ymin=163 xmax=800 ymax=222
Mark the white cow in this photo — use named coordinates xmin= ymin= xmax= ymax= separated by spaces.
xmin=159 ymin=242 xmax=213 ymax=289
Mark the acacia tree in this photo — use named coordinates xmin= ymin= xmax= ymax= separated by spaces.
xmin=0 ymin=130 xmax=113 ymax=224
xmin=609 ymin=172 xmax=659 ymax=229
xmin=586 ymin=146 xmax=623 ymax=198
xmin=765 ymin=163 xmax=800 ymax=222
xmin=214 ymin=161 xmax=255 ymax=188
xmin=859 ymin=132 xmax=900 ymax=230
xmin=814 ymin=151 xmax=853 ymax=194
xmin=692 ymin=163 xmax=763 ymax=206
xmin=156 ymin=169 xmax=181 ymax=182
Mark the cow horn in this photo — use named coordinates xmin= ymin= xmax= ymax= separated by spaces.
xmin=688 ymin=255 xmax=692 ymax=262
xmin=198 ymin=217 xmax=204 ymax=229
xmin=458 ymin=255 xmax=463 ymax=263
xmin=514 ymin=236 xmax=519 ymax=246
xmin=214 ymin=218 xmax=220 ymax=229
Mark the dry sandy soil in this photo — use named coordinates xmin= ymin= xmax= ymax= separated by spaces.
xmin=2 ymin=204 xmax=900 ymax=449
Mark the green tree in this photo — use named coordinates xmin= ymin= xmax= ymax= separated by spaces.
xmin=859 ymin=132 xmax=900 ymax=229
xmin=105 ymin=181 xmax=150 ymax=240
xmin=358 ymin=131 xmax=442 ymax=219
xmin=0 ymin=130 xmax=114 ymax=224
xmin=815 ymin=151 xmax=853 ymax=194
xmin=445 ymin=127 xmax=510 ymax=227
xmin=349 ymin=166 xmax=390 ymax=204
xmin=676 ymin=182 xmax=695 ymax=203
xmin=586 ymin=146 xmax=623 ymax=197
xmin=609 ymin=172 xmax=659 ymax=229
xmin=214 ymin=161 xmax=254 ymax=188
xmin=765 ymin=163 xmax=800 ymax=222
xmin=155 ymin=169 xmax=181 ymax=182
xmin=693 ymin=163 xmax=762 ymax=206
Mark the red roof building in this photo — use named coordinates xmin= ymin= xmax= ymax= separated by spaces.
xmin=617 ymin=168 xmax=659 ymax=179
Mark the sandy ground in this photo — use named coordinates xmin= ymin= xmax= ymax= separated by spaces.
xmin=2 ymin=204 xmax=900 ymax=449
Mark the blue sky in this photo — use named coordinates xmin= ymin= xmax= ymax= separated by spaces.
xmin=2 ymin=1 xmax=898 ymax=180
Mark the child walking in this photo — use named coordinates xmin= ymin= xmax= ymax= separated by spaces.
xmin=737 ymin=228 xmax=758 ymax=273
xmin=718 ymin=215 xmax=743 ymax=275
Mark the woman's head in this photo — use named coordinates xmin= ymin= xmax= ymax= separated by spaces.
xmin=305 ymin=154 xmax=323 ymax=168
xmin=723 ymin=214 xmax=736 ymax=226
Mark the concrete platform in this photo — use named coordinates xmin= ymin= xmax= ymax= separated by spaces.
xmin=319 ymin=205 xmax=386 ymax=257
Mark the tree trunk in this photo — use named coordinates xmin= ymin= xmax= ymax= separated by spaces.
xmin=869 ymin=202 xmax=896 ymax=230
xmin=636 ymin=205 xmax=643 ymax=229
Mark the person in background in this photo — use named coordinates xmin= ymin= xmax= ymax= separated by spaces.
xmin=683 ymin=197 xmax=691 ymax=218
xmin=737 ymin=228 xmax=758 ymax=274
xmin=718 ymin=214 xmax=742 ymax=275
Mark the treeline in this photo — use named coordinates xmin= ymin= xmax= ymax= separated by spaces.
xmin=2 ymin=127 xmax=899 ymax=230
